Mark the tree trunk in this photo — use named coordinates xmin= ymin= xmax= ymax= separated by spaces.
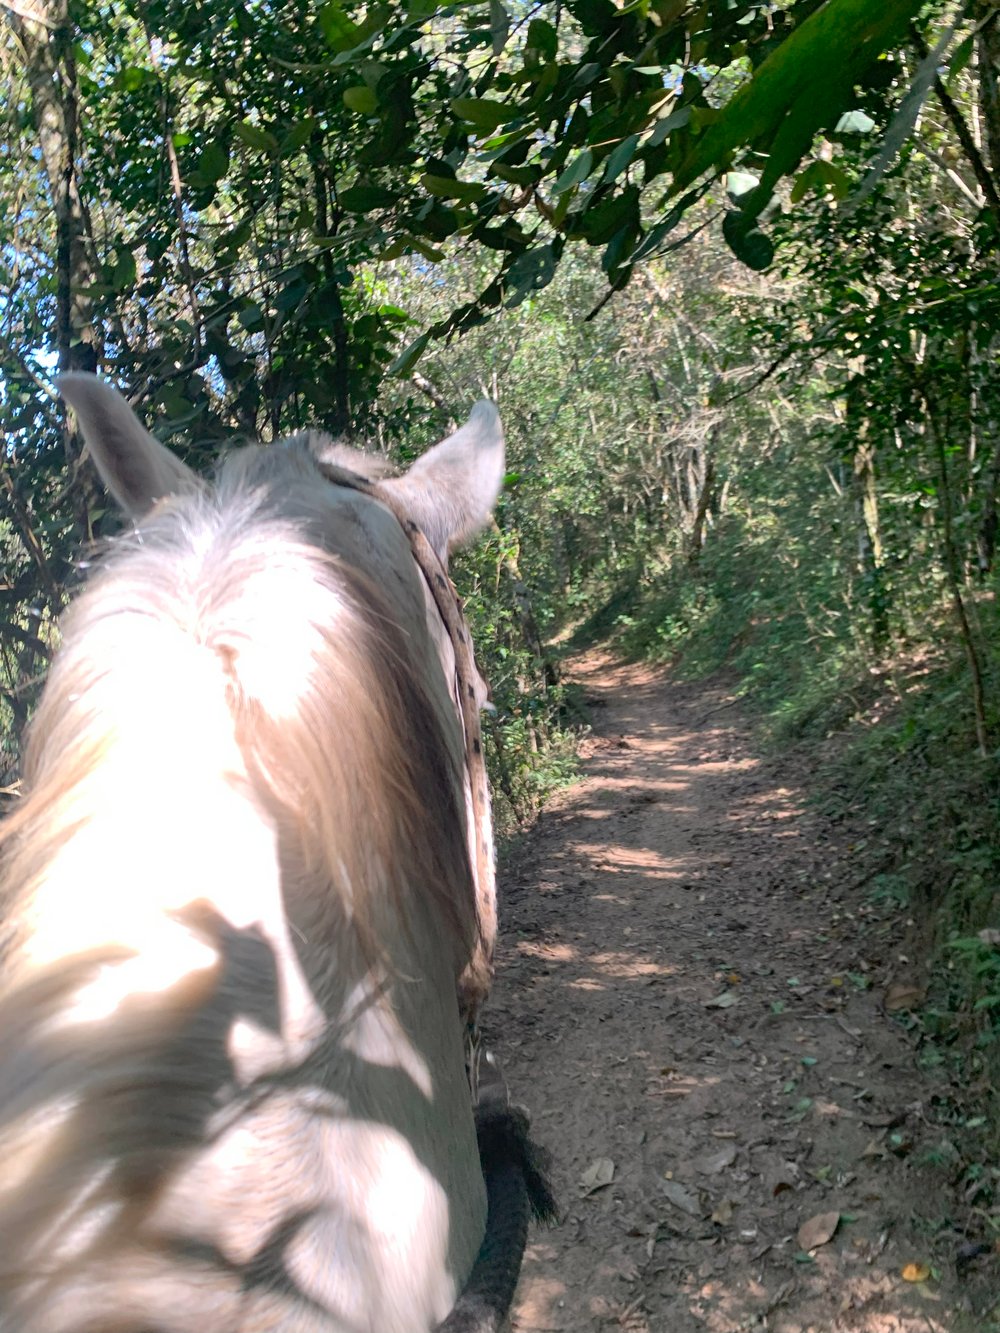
xmin=687 ymin=429 xmax=719 ymax=565
xmin=12 ymin=2 xmax=99 ymax=376
xmin=12 ymin=0 xmax=102 ymax=543
xmin=848 ymin=378 xmax=889 ymax=654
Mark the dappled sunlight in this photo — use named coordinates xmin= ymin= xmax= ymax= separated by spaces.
xmin=513 ymin=1267 xmax=567 ymax=1333
xmin=588 ymin=951 xmax=676 ymax=980
xmin=578 ymin=843 xmax=690 ymax=878
xmin=517 ymin=941 xmax=578 ymax=964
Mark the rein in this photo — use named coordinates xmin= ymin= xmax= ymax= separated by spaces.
xmin=319 ymin=464 xmax=497 ymax=1098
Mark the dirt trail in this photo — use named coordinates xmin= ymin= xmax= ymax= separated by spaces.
xmin=486 ymin=652 xmax=995 ymax=1333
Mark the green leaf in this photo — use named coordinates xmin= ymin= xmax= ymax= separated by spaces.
xmin=602 ymin=134 xmax=639 ymax=184
xmin=722 ymin=210 xmax=774 ymax=271
xmin=344 ymin=85 xmax=379 ymax=114
xmin=408 ymin=236 xmax=445 ymax=261
xmin=421 ymin=174 xmax=487 ymax=202
xmin=489 ymin=163 xmax=541 ymax=186
xmin=276 ymin=278 xmax=308 ymax=312
xmin=199 ymin=141 xmax=229 ymax=183
xmin=552 ymin=149 xmax=593 ymax=195
xmin=279 ymin=119 xmax=318 ymax=157
xmin=673 ymin=0 xmax=922 ymax=204
xmin=505 ymin=244 xmax=557 ymax=307
xmin=233 ymin=120 xmax=279 ymax=153
xmin=339 ymin=184 xmax=397 ymax=212
xmin=118 ymin=66 xmax=152 ymax=92
xmin=525 ymin=18 xmax=557 ymax=62
xmin=629 ymin=208 xmax=683 ymax=264
xmin=489 ymin=0 xmax=509 ymax=57
xmin=319 ymin=0 xmax=362 ymax=52
xmin=215 ymin=214 xmax=252 ymax=259
xmin=790 ymin=159 xmax=850 ymax=203
xmin=576 ymin=187 xmax=639 ymax=245
xmin=947 ymin=33 xmax=974 ymax=81
xmin=451 ymin=98 xmax=513 ymax=132
xmin=111 ymin=249 xmax=137 ymax=291
xmin=601 ymin=222 xmax=636 ymax=277
xmin=649 ymin=106 xmax=690 ymax=147
xmin=388 ymin=330 xmax=430 ymax=376
xmin=238 ymin=301 xmax=264 ymax=330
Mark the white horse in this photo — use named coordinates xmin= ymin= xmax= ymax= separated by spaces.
xmin=0 ymin=375 xmax=539 ymax=1332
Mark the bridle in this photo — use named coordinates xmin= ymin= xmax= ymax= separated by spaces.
xmin=318 ymin=463 xmax=497 ymax=1101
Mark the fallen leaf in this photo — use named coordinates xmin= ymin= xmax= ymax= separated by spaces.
xmin=704 ymin=991 xmax=739 ymax=1009
xmin=578 ymin=1157 xmax=614 ymax=1197
xmin=660 ymin=1179 xmax=702 ymax=1217
xmin=797 ymin=1210 xmax=840 ymax=1252
xmin=693 ymin=1141 xmax=737 ymax=1175
xmin=901 ymin=1262 xmax=931 ymax=1282
xmin=885 ymin=981 xmax=926 ymax=1012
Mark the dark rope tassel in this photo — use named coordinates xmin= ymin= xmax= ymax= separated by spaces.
xmin=437 ymin=1105 xmax=557 ymax=1333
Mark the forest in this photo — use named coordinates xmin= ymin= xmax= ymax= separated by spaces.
xmin=2 ymin=0 xmax=999 ymax=1316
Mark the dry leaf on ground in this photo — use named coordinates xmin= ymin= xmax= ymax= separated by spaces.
xmin=579 ymin=1157 xmax=615 ymax=1197
xmin=693 ymin=1141 xmax=737 ymax=1175
xmin=797 ymin=1210 xmax=840 ymax=1251
xmin=885 ymin=981 xmax=926 ymax=1012
xmin=704 ymin=991 xmax=739 ymax=1009
xmin=660 ymin=1179 xmax=702 ymax=1217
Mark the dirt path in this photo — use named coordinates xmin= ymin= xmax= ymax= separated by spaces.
xmin=486 ymin=652 xmax=995 ymax=1332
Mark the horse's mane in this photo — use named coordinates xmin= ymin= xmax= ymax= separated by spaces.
xmin=0 ymin=440 xmax=478 ymax=1321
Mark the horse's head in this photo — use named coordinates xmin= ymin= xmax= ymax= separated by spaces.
xmin=55 ymin=375 xmax=504 ymax=1016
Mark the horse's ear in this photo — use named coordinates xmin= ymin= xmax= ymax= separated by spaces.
xmin=383 ymin=401 xmax=505 ymax=559
xmin=57 ymin=374 xmax=199 ymax=519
